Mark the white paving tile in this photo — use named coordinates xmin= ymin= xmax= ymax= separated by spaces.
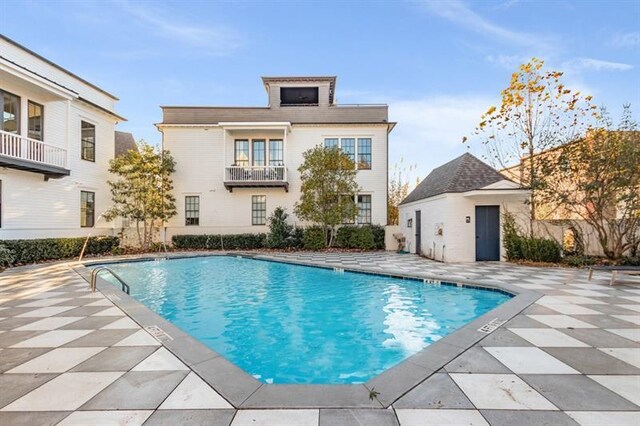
xmin=606 ymin=328 xmax=640 ymax=342
xmin=58 ymin=410 xmax=153 ymax=426
xmin=231 ymin=409 xmax=319 ymax=426
xmin=10 ymin=330 xmax=93 ymax=348
xmin=16 ymin=306 xmax=76 ymax=317
xmin=7 ymin=347 xmax=106 ymax=373
xmin=79 ymin=293 xmax=104 ymax=299
xmin=27 ymin=291 xmax=67 ymax=300
xmin=450 ymin=373 xmax=557 ymax=410
xmin=612 ymin=315 xmax=640 ymax=325
xmin=13 ymin=316 xmax=84 ymax=331
xmin=85 ymin=299 xmax=114 ymax=307
xmin=620 ymin=296 xmax=640 ymax=303
xmin=566 ymin=411 xmax=640 ymax=426
xmin=159 ymin=372 xmax=232 ymax=409
xmin=617 ymin=304 xmax=640 ymax=313
xmin=100 ymin=317 xmax=139 ymax=330
xmin=133 ymin=347 xmax=189 ymax=371
xmin=91 ymin=306 xmax=125 ymax=317
xmin=527 ymin=315 xmax=597 ymax=329
xmin=17 ymin=298 xmax=72 ymax=308
xmin=538 ymin=303 xmax=603 ymax=315
xmin=0 ymin=372 xmax=124 ymax=411
xmin=395 ymin=409 xmax=489 ymax=426
xmin=599 ymin=348 xmax=640 ymax=368
xmin=508 ymin=328 xmax=589 ymax=347
xmin=514 ymin=284 xmax=553 ymax=290
xmin=485 ymin=347 xmax=579 ymax=374
xmin=541 ymin=295 xmax=606 ymax=305
xmin=562 ymin=289 xmax=610 ymax=297
xmin=589 ymin=375 xmax=640 ymax=406
xmin=113 ymin=330 xmax=160 ymax=346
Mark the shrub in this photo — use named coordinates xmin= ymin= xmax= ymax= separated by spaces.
xmin=0 ymin=236 xmax=119 ymax=265
xmin=370 ymin=225 xmax=386 ymax=250
xmin=520 ymin=237 xmax=562 ymax=263
xmin=619 ymin=256 xmax=640 ymax=266
xmin=336 ymin=226 xmax=375 ymax=249
xmin=266 ymin=207 xmax=294 ymax=249
xmin=562 ymin=255 xmax=599 ymax=268
xmin=171 ymin=234 xmax=266 ymax=250
xmin=0 ymin=245 xmax=15 ymax=268
xmin=287 ymin=227 xmax=305 ymax=249
xmin=303 ymin=226 xmax=327 ymax=250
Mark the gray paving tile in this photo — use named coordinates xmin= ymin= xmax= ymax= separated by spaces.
xmin=365 ymin=357 xmax=434 ymax=407
xmin=0 ymin=347 xmax=51 ymax=373
xmin=62 ymin=329 xmax=138 ymax=347
xmin=480 ymin=410 xmax=579 ymax=426
xmin=81 ymin=370 xmax=188 ymax=410
xmin=54 ymin=305 xmax=110 ymax=316
xmin=572 ymin=314 xmax=640 ymax=328
xmin=583 ymin=304 xmax=640 ymax=316
xmin=0 ymin=330 xmax=45 ymax=348
xmin=522 ymin=304 xmax=560 ymax=315
xmin=0 ymin=411 xmax=71 ymax=426
xmin=241 ymin=384 xmax=380 ymax=409
xmin=0 ymin=373 xmax=57 ymax=408
xmin=542 ymin=347 xmax=640 ymax=374
xmin=521 ymin=374 xmax=639 ymax=410
xmin=479 ymin=328 xmax=533 ymax=347
xmin=319 ymin=408 xmax=399 ymax=426
xmin=562 ymin=328 xmax=640 ymax=348
xmin=0 ymin=317 xmax=41 ymax=330
xmin=57 ymin=316 xmax=122 ymax=330
xmin=444 ymin=347 xmax=511 ymax=373
xmin=393 ymin=373 xmax=474 ymax=409
xmin=143 ymin=409 xmax=236 ymax=426
xmin=71 ymin=346 xmax=158 ymax=372
xmin=191 ymin=356 xmax=262 ymax=407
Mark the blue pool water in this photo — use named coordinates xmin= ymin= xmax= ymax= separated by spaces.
xmin=97 ymin=256 xmax=510 ymax=384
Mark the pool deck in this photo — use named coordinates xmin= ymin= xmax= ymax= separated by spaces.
xmin=0 ymin=252 xmax=639 ymax=425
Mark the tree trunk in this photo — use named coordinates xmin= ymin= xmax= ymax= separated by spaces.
xmin=135 ymin=220 xmax=143 ymax=248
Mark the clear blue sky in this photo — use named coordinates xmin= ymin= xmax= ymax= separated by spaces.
xmin=3 ymin=0 xmax=639 ymax=182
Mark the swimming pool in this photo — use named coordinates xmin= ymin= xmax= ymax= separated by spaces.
xmin=96 ymin=256 xmax=511 ymax=384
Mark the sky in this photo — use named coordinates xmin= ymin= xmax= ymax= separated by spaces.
xmin=2 ymin=0 xmax=639 ymax=184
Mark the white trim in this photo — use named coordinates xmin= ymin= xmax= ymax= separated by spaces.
xmin=0 ymin=58 xmax=77 ymax=100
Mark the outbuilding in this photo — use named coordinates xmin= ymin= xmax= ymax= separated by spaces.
xmin=399 ymin=153 xmax=530 ymax=262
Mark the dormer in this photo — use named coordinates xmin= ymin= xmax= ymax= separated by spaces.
xmin=261 ymin=76 xmax=336 ymax=108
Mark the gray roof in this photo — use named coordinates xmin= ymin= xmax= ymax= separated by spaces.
xmin=160 ymin=105 xmax=390 ymax=126
xmin=401 ymin=153 xmax=511 ymax=204
xmin=114 ymin=131 xmax=137 ymax=157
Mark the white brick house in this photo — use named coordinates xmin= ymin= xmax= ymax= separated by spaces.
xmin=0 ymin=35 xmax=126 ymax=239
xmin=158 ymin=76 xmax=394 ymax=238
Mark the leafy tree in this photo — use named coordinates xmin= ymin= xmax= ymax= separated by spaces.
xmin=468 ymin=58 xmax=597 ymax=232
xmin=539 ymin=106 xmax=640 ymax=259
xmin=266 ymin=207 xmax=294 ymax=249
xmin=388 ymin=159 xmax=416 ymax=225
xmin=294 ymin=146 xmax=359 ymax=247
xmin=104 ymin=141 xmax=177 ymax=249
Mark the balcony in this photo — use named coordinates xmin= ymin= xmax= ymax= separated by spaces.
xmin=224 ymin=166 xmax=288 ymax=192
xmin=0 ymin=130 xmax=69 ymax=179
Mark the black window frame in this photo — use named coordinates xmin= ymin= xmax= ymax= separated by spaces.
xmin=252 ymin=195 xmax=267 ymax=225
xmin=234 ymin=139 xmax=249 ymax=166
xmin=280 ymin=87 xmax=319 ymax=106
xmin=81 ymin=120 xmax=96 ymax=162
xmin=357 ymin=138 xmax=372 ymax=170
xmin=252 ymin=139 xmax=266 ymax=167
xmin=357 ymin=194 xmax=372 ymax=225
xmin=185 ymin=195 xmax=200 ymax=226
xmin=28 ymin=100 xmax=44 ymax=141
xmin=80 ymin=190 xmax=95 ymax=228
xmin=268 ymin=139 xmax=284 ymax=166
xmin=1 ymin=89 xmax=20 ymax=134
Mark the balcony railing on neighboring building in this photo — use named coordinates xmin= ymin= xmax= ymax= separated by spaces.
xmin=224 ymin=165 xmax=288 ymax=192
xmin=0 ymin=129 xmax=69 ymax=178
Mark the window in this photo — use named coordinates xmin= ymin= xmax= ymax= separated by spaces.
xmin=234 ymin=140 xmax=249 ymax=166
xmin=280 ymin=87 xmax=319 ymax=105
xmin=324 ymin=138 xmax=339 ymax=149
xmin=252 ymin=139 xmax=265 ymax=166
xmin=80 ymin=191 xmax=95 ymax=227
xmin=357 ymin=138 xmax=372 ymax=170
xmin=1 ymin=90 xmax=20 ymax=133
xmin=252 ymin=195 xmax=266 ymax=225
xmin=357 ymin=194 xmax=372 ymax=224
xmin=81 ymin=121 xmax=96 ymax=162
xmin=185 ymin=196 xmax=199 ymax=226
xmin=269 ymin=140 xmax=283 ymax=166
xmin=28 ymin=101 xmax=44 ymax=141
xmin=341 ymin=138 xmax=355 ymax=163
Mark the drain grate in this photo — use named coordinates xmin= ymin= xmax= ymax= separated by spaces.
xmin=478 ymin=318 xmax=505 ymax=334
xmin=145 ymin=325 xmax=174 ymax=342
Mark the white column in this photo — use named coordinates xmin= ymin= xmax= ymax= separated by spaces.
xmin=222 ymin=128 xmax=227 ymax=180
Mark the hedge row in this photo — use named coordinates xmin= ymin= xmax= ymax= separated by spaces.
xmin=0 ymin=236 xmax=120 ymax=266
xmin=505 ymin=234 xmax=562 ymax=263
xmin=172 ymin=233 xmax=267 ymax=250
xmin=335 ymin=225 xmax=385 ymax=250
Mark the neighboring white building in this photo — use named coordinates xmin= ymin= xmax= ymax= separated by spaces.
xmin=0 ymin=35 xmax=126 ymax=239
xmin=399 ymin=153 xmax=529 ymax=262
xmin=158 ymin=76 xmax=394 ymax=238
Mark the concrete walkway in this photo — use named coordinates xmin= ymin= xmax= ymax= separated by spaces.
xmin=0 ymin=253 xmax=639 ymax=425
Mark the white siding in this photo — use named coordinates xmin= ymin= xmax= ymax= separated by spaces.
xmin=162 ymin=123 xmax=388 ymax=238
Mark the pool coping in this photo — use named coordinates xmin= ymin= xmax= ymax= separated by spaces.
xmin=70 ymin=252 xmax=541 ymax=409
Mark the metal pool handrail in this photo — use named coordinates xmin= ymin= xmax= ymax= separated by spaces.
xmin=90 ymin=267 xmax=130 ymax=295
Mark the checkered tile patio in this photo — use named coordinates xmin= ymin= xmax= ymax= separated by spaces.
xmin=0 ymin=253 xmax=639 ymax=425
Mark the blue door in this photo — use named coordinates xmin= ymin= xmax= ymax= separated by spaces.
xmin=475 ymin=206 xmax=500 ymax=261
